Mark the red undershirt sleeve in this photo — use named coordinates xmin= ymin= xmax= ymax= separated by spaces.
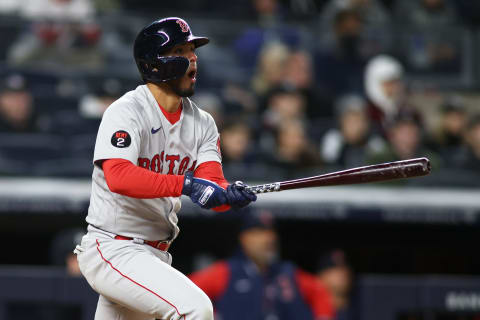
xmin=194 ymin=161 xmax=229 ymax=188
xmin=189 ymin=261 xmax=230 ymax=301
xmin=295 ymin=269 xmax=335 ymax=320
xmin=102 ymin=158 xmax=184 ymax=198
xmin=102 ymin=159 xmax=232 ymax=212
xmin=194 ymin=161 xmax=231 ymax=212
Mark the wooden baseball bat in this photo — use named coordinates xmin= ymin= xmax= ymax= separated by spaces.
xmin=245 ymin=157 xmax=431 ymax=194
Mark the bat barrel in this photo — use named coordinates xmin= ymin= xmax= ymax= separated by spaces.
xmin=246 ymin=157 xmax=431 ymax=194
xmin=280 ymin=157 xmax=431 ymax=190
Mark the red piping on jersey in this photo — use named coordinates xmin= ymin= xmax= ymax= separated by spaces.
xmin=159 ymin=101 xmax=183 ymax=125
xmin=95 ymin=239 xmax=186 ymax=320
xmin=189 ymin=261 xmax=230 ymax=300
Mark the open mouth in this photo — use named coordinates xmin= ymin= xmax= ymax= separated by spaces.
xmin=187 ymin=69 xmax=197 ymax=79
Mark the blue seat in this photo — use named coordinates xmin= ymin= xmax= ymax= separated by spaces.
xmin=0 ymin=133 xmax=64 ymax=176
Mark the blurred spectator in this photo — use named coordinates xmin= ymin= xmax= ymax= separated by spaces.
xmin=79 ymin=77 xmax=123 ymax=120
xmin=251 ymin=0 xmax=286 ymax=26
xmin=7 ymin=0 xmax=103 ymax=71
xmin=49 ymin=228 xmax=84 ymax=276
xmin=316 ymin=250 xmax=354 ymax=320
xmin=264 ymin=119 xmax=322 ymax=179
xmin=453 ymin=115 xmax=480 ymax=173
xmin=427 ymin=95 xmax=467 ymax=167
xmin=220 ymin=118 xmax=264 ymax=180
xmin=0 ymin=73 xmax=40 ymax=133
xmin=364 ymin=54 xmax=419 ymax=132
xmin=393 ymin=0 xmax=460 ymax=73
xmin=259 ymin=84 xmax=308 ymax=157
xmin=233 ymin=0 xmax=300 ymax=70
xmin=190 ymin=209 xmax=335 ymax=320
xmin=320 ymin=94 xmax=384 ymax=168
xmin=315 ymin=9 xmax=367 ymax=98
xmin=222 ymin=83 xmax=259 ymax=116
xmin=251 ymin=42 xmax=290 ymax=96
xmin=319 ymin=0 xmax=390 ymax=32
xmin=367 ymin=112 xmax=441 ymax=173
xmin=284 ymin=50 xmax=334 ymax=120
xmin=45 ymin=76 xmax=122 ymax=136
xmin=18 ymin=0 xmax=95 ymax=22
xmin=262 ymin=85 xmax=307 ymax=131
xmin=394 ymin=0 xmax=458 ymax=28
xmin=194 ymin=91 xmax=225 ymax=127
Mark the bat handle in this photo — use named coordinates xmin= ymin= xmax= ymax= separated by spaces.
xmin=245 ymin=182 xmax=281 ymax=194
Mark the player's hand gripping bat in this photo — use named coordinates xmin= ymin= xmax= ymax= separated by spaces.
xmin=245 ymin=157 xmax=431 ymax=194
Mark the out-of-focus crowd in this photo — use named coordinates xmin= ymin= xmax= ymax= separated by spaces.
xmin=0 ymin=0 xmax=480 ymax=186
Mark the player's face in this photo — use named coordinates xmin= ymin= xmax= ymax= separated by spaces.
xmin=240 ymin=228 xmax=278 ymax=268
xmin=165 ymin=42 xmax=198 ymax=97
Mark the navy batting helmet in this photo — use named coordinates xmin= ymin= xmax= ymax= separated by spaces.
xmin=134 ymin=17 xmax=209 ymax=84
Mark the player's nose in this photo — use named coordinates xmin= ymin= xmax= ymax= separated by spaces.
xmin=189 ymin=52 xmax=197 ymax=63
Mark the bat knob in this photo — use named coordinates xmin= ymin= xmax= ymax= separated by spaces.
xmin=234 ymin=181 xmax=246 ymax=190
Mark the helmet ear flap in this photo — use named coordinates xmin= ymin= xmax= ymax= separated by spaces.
xmin=143 ymin=56 xmax=189 ymax=83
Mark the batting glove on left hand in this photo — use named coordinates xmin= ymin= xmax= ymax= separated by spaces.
xmin=226 ymin=181 xmax=257 ymax=209
xmin=182 ymin=171 xmax=228 ymax=210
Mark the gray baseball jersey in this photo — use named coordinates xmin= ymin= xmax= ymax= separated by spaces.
xmin=86 ymin=84 xmax=221 ymax=241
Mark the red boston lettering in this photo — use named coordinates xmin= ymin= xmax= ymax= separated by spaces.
xmin=177 ymin=156 xmax=190 ymax=175
xmin=165 ymin=155 xmax=180 ymax=175
xmin=150 ymin=154 xmax=162 ymax=173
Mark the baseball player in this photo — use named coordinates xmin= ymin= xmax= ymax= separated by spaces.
xmin=74 ymin=17 xmax=257 ymax=320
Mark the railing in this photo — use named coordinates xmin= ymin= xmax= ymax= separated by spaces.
xmin=1 ymin=266 xmax=480 ymax=320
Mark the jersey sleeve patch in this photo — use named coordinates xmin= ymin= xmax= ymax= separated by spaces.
xmin=111 ymin=130 xmax=131 ymax=148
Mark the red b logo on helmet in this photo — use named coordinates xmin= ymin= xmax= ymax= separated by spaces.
xmin=176 ymin=19 xmax=189 ymax=33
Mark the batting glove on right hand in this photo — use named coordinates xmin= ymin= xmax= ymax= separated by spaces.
xmin=182 ymin=171 xmax=228 ymax=209
xmin=226 ymin=181 xmax=257 ymax=209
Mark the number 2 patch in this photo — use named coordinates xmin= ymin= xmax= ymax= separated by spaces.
xmin=111 ymin=130 xmax=131 ymax=148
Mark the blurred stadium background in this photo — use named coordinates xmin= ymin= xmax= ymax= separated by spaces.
xmin=1 ymin=0 xmax=480 ymax=319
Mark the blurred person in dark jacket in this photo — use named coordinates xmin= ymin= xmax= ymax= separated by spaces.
xmin=316 ymin=250 xmax=354 ymax=320
xmin=427 ymin=96 xmax=467 ymax=167
xmin=319 ymin=0 xmax=390 ymax=32
xmin=367 ymin=111 xmax=441 ymax=172
xmin=454 ymin=115 xmax=480 ymax=173
xmin=283 ymin=50 xmax=334 ymax=120
xmin=0 ymin=73 xmax=39 ymax=133
xmin=316 ymin=9 xmax=367 ymax=98
xmin=320 ymin=94 xmax=384 ymax=168
xmin=190 ymin=209 xmax=335 ymax=320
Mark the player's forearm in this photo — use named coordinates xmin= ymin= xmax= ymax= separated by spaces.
xmin=194 ymin=161 xmax=230 ymax=211
xmin=194 ymin=161 xmax=229 ymax=189
xmin=103 ymin=158 xmax=184 ymax=198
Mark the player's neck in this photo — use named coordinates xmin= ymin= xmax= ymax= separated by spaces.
xmin=147 ymin=83 xmax=181 ymax=113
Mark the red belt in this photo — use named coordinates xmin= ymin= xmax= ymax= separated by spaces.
xmin=114 ymin=235 xmax=170 ymax=251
